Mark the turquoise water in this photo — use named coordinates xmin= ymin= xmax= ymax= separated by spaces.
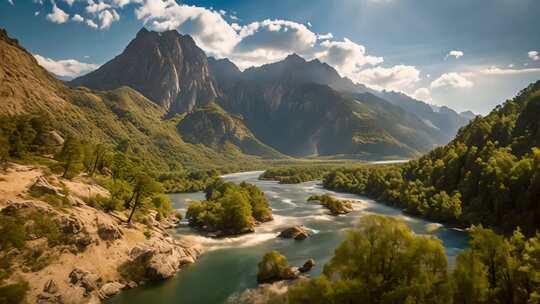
xmin=110 ymin=171 xmax=468 ymax=304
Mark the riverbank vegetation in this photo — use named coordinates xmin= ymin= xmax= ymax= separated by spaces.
xmin=260 ymin=215 xmax=540 ymax=304
xmin=307 ymin=194 xmax=353 ymax=215
xmin=324 ymin=82 xmax=540 ymax=235
xmin=259 ymin=165 xmax=339 ymax=184
xmin=186 ymin=181 xmax=273 ymax=236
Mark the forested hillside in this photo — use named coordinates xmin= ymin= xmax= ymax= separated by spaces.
xmin=324 ymin=81 xmax=540 ymax=234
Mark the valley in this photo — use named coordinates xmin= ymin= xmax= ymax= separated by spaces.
xmin=0 ymin=2 xmax=539 ymax=301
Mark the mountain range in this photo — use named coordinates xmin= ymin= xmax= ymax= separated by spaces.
xmin=3 ymin=27 xmax=474 ymax=168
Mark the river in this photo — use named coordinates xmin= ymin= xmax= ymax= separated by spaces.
xmin=110 ymin=171 xmax=468 ymax=304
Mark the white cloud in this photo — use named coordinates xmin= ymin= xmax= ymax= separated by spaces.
xmin=112 ymin=0 xmax=142 ymax=7
xmin=98 ymin=9 xmax=120 ymax=29
xmin=8 ymin=0 xmax=14 ymax=5
xmin=317 ymin=33 xmax=333 ymax=40
xmin=431 ymin=72 xmax=473 ymax=89
xmin=86 ymin=0 xmax=111 ymax=14
xmin=445 ymin=50 xmax=464 ymax=59
xmin=412 ymin=87 xmax=432 ymax=101
xmin=72 ymin=14 xmax=84 ymax=22
xmin=315 ymin=38 xmax=383 ymax=82
xmin=46 ymin=3 xmax=70 ymax=24
xmin=63 ymin=0 xmax=75 ymax=6
xmin=355 ymin=65 xmax=421 ymax=91
xmin=480 ymin=66 xmax=540 ymax=75
xmin=135 ymin=0 xmax=240 ymax=57
xmin=86 ymin=19 xmax=98 ymax=29
xmin=528 ymin=50 xmax=539 ymax=61
xmin=34 ymin=54 xmax=99 ymax=78
xmin=34 ymin=11 xmax=40 ymax=16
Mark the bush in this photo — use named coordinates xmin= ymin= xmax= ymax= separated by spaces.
xmin=257 ymin=251 xmax=289 ymax=284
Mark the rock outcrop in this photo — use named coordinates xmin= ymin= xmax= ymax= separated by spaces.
xmin=278 ymin=226 xmax=310 ymax=240
xmin=70 ymin=28 xmax=219 ymax=114
xmin=121 ymin=237 xmax=202 ymax=282
xmin=30 ymin=176 xmax=62 ymax=196
xmin=299 ymin=259 xmax=315 ymax=273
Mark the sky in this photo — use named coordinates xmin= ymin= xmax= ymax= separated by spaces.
xmin=1 ymin=0 xmax=540 ymax=115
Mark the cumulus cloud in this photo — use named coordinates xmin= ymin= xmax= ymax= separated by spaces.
xmin=315 ymin=38 xmax=383 ymax=80
xmin=135 ymin=0 xmax=240 ymax=57
xmin=63 ymin=0 xmax=75 ymax=6
xmin=46 ymin=3 xmax=70 ymax=24
xmin=72 ymin=14 xmax=84 ymax=22
xmin=355 ymin=65 xmax=421 ymax=91
xmin=34 ymin=54 xmax=99 ymax=78
xmin=445 ymin=50 xmax=464 ymax=59
xmin=412 ymin=87 xmax=432 ymax=101
xmin=98 ymin=9 xmax=120 ymax=29
xmin=431 ymin=73 xmax=473 ymax=89
xmin=86 ymin=0 xmax=111 ymax=14
xmin=86 ymin=19 xmax=98 ymax=29
xmin=528 ymin=51 xmax=539 ymax=61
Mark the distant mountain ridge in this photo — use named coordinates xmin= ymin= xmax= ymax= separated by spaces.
xmin=63 ymin=28 xmax=471 ymax=159
xmin=377 ymin=90 xmax=472 ymax=142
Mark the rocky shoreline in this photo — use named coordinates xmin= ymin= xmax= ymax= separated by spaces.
xmin=0 ymin=164 xmax=203 ymax=303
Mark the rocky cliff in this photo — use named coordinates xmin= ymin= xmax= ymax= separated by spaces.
xmin=70 ymin=28 xmax=219 ymax=114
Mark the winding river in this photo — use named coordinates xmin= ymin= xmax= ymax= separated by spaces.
xmin=110 ymin=171 xmax=468 ymax=304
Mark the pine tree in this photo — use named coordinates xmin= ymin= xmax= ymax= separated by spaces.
xmin=57 ymin=136 xmax=83 ymax=179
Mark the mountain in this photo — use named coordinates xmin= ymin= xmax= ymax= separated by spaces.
xmin=177 ymin=102 xmax=284 ymax=159
xmin=0 ymin=28 xmax=271 ymax=170
xmin=210 ymin=56 xmax=446 ymax=158
xmin=377 ymin=90 xmax=472 ymax=141
xmin=70 ymin=28 xmax=219 ymax=114
xmin=241 ymin=54 xmax=373 ymax=94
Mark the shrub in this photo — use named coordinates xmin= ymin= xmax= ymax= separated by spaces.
xmin=257 ymin=250 xmax=289 ymax=284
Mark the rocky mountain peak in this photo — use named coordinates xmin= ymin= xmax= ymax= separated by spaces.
xmin=69 ymin=28 xmax=218 ymax=114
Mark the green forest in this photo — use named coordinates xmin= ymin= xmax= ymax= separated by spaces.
xmin=324 ymin=81 xmax=540 ymax=235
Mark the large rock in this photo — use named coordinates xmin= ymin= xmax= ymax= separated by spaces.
xmin=30 ymin=176 xmax=62 ymax=196
xmin=299 ymin=259 xmax=315 ymax=273
xmin=40 ymin=130 xmax=64 ymax=147
xmin=99 ymin=282 xmax=125 ymax=299
xmin=278 ymin=226 xmax=310 ymax=240
xmin=97 ymin=219 xmax=123 ymax=241
xmin=69 ymin=268 xmax=102 ymax=294
xmin=43 ymin=279 xmax=59 ymax=294
xmin=123 ymin=237 xmax=203 ymax=282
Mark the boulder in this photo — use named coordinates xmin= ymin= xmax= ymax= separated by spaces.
xmin=43 ymin=279 xmax=59 ymax=294
xmin=69 ymin=268 xmax=101 ymax=293
xmin=278 ymin=226 xmax=310 ymax=240
xmin=97 ymin=219 xmax=123 ymax=241
xmin=30 ymin=176 xmax=62 ymax=196
xmin=281 ymin=267 xmax=300 ymax=280
xmin=299 ymin=259 xmax=315 ymax=273
xmin=99 ymin=282 xmax=124 ymax=298
xmin=123 ymin=237 xmax=203 ymax=282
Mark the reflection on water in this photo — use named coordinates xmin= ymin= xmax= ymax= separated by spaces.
xmin=110 ymin=171 xmax=468 ymax=304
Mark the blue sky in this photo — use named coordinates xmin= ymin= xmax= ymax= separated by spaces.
xmin=1 ymin=0 xmax=540 ymax=114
